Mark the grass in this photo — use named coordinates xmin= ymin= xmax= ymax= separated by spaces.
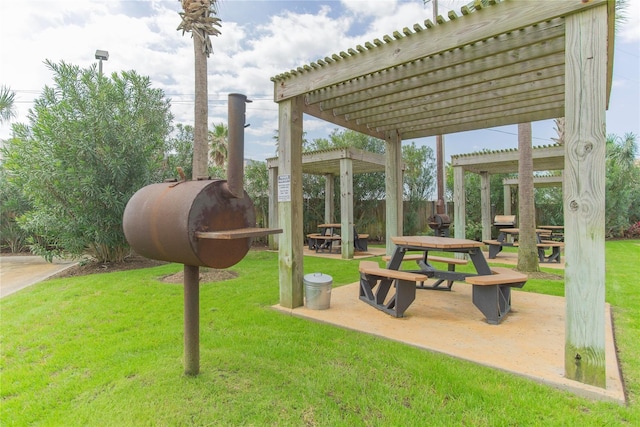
xmin=1 ymin=241 xmax=639 ymax=425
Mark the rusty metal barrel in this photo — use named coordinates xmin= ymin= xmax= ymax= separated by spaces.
xmin=123 ymin=179 xmax=256 ymax=269
xmin=428 ymin=213 xmax=451 ymax=237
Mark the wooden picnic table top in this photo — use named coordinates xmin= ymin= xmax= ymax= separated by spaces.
xmin=538 ymin=225 xmax=564 ymax=230
xmin=391 ymin=235 xmax=483 ymax=249
xmin=499 ymin=228 xmax=550 ymax=234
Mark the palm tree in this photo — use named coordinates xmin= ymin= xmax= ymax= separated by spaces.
xmin=208 ymin=122 xmax=228 ymax=170
xmin=516 ymin=122 xmax=539 ymax=272
xmin=0 ymin=85 xmax=16 ymax=124
xmin=177 ymin=0 xmax=221 ymax=179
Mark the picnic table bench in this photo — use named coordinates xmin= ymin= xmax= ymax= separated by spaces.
xmin=359 ymin=261 xmax=427 ymax=317
xmin=381 ymin=254 xmax=468 ymax=290
xmin=537 ymin=240 xmax=564 ymax=263
xmin=465 ymin=267 xmax=528 ymax=324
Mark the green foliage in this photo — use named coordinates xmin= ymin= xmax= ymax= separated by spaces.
xmin=1 ymin=60 xmax=173 ymax=262
xmin=0 ymin=85 xmax=16 ymax=123
xmin=402 ymin=142 xmax=436 ymax=235
xmin=164 ymin=123 xmax=194 ymax=180
xmin=244 ymin=160 xmax=269 ymax=233
xmin=605 ymin=133 xmax=639 ymax=237
xmin=0 ymin=165 xmax=33 ymax=252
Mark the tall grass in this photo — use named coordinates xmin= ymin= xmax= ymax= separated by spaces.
xmin=1 ymin=241 xmax=639 ymax=425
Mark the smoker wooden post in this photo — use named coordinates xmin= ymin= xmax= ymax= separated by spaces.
xmin=183 ymin=265 xmax=200 ymax=376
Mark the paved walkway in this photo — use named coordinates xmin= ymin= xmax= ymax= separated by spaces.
xmin=0 ymin=256 xmax=77 ymax=298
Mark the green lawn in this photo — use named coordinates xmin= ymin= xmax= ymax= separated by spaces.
xmin=1 ymin=241 xmax=639 ymax=426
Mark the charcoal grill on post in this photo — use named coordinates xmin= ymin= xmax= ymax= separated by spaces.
xmin=123 ymin=94 xmax=281 ymax=375
xmin=428 ymin=213 xmax=451 ymax=237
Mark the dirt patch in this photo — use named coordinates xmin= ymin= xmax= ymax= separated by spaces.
xmin=159 ymin=268 xmax=238 ymax=284
xmin=48 ymin=254 xmax=167 ymax=279
xmin=524 ymin=270 xmax=563 ymax=280
xmin=47 ymin=253 xmax=239 ymax=284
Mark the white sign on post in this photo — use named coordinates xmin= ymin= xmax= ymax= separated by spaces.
xmin=278 ymin=174 xmax=291 ymax=202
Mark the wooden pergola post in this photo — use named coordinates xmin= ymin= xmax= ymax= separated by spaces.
xmin=340 ymin=159 xmax=354 ymax=259
xmin=563 ymin=4 xmax=608 ymax=387
xmin=453 ymin=166 xmax=465 ymax=240
xmin=277 ymin=96 xmax=304 ymax=309
xmin=480 ymin=171 xmax=491 ymax=241
xmin=324 ymin=173 xmax=334 ymax=224
xmin=385 ymin=131 xmax=402 ymax=255
xmin=268 ymin=164 xmax=279 ymax=250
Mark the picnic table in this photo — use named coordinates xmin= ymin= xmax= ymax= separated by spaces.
xmin=539 ymin=225 xmax=564 ymax=242
xmin=483 ymin=228 xmax=564 ymax=263
xmin=358 ymin=236 xmax=527 ymax=324
xmin=306 ymin=224 xmax=369 ymax=253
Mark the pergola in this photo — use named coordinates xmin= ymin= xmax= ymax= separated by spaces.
xmin=451 ymin=144 xmax=564 ymax=240
xmin=265 ymin=147 xmax=386 ymax=259
xmin=272 ymin=0 xmax=614 ymax=387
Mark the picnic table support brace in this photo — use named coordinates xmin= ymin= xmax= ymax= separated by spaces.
xmin=359 ymin=274 xmax=417 ymax=318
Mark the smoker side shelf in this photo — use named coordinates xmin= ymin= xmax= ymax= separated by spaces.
xmin=195 ymin=228 xmax=283 ymax=240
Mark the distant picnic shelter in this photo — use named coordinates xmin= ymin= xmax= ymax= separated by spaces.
xmin=266 ymin=147 xmax=387 ymax=259
xmin=271 ymin=0 xmax=614 ymax=387
xmin=451 ymin=144 xmax=564 ymax=241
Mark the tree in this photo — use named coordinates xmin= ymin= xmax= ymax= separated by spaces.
xmin=244 ymin=159 xmax=269 ymax=233
xmin=0 ymin=85 xmax=16 ymax=124
xmin=178 ymin=0 xmax=221 ymax=179
xmin=2 ymin=60 xmax=173 ymax=262
xmin=208 ymin=122 xmax=228 ymax=170
xmin=605 ymin=132 xmax=639 ymax=237
xmin=402 ymin=142 xmax=435 ymax=234
xmin=516 ymin=122 xmax=539 ymax=272
xmin=165 ymin=123 xmax=195 ymax=180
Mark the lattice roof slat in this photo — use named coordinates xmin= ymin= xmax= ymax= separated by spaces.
xmin=271 ymin=0 xmax=613 ymax=141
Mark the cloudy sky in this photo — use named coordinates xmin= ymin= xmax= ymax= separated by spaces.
xmin=1 ymin=0 xmax=638 ymax=162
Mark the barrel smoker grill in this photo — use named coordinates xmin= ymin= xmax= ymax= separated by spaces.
xmin=122 ymin=94 xmax=281 ymax=375
xmin=428 ymin=213 xmax=451 ymax=237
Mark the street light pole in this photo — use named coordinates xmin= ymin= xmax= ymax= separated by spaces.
xmin=95 ymin=49 xmax=109 ymax=75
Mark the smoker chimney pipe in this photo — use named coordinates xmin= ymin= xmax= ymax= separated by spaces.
xmin=224 ymin=93 xmax=252 ymax=199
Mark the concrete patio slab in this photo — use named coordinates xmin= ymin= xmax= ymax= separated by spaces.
xmin=274 ymin=280 xmax=624 ymax=403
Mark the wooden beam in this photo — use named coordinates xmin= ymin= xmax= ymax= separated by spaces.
xmin=268 ymin=164 xmax=279 ymax=250
xmin=302 ymin=103 xmax=386 ymax=140
xmin=273 ymin=0 xmax=606 ymax=101
xmin=318 ymin=34 xmax=565 ymax=111
xmin=480 ymin=172 xmax=491 ymax=241
xmin=305 ymin=19 xmax=565 ymax=105
xmin=277 ymin=96 xmax=304 ymax=309
xmin=400 ymin=102 xmax=564 ymax=138
xmin=563 ymin=4 xmax=607 ymax=388
xmin=360 ymin=78 xmax=564 ymax=128
xmin=324 ymin=173 xmax=334 ymax=224
xmin=332 ymin=54 xmax=566 ymax=119
xmin=374 ymin=94 xmax=565 ymax=132
xmin=385 ymin=132 xmax=402 ymax=255
xmin=340 ymin=157 xmax=354 ymax=259
xmin=453 ymin=166 xmax=466 ymax=240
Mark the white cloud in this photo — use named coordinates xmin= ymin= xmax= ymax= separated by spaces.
xmin=1 ymin=0 xmax=637 ymax=161
xmin=619 ymin=0 xmax=640 ymax=42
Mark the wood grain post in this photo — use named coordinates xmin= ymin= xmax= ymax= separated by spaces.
xmin=277 ymin=96 xmax=304 ymax=309
xmin=564 ymin=4 xmax=607 ymax=387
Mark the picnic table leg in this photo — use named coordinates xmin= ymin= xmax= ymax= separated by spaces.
xmin=487 ymin=244 xmax=502 ymax=259
xmin=468 ymin=248 xmax=491 ymax=275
